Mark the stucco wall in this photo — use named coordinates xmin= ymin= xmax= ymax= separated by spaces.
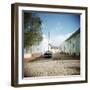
xmin=60 ymin=30 xmax=80 ymax=56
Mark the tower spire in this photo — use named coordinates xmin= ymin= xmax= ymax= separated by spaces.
xmin=48 ymin=31 xmax=50 ymax=51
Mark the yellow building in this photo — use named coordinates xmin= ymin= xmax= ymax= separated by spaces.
xmin=51 ymin=46 xmax=60 ymax=53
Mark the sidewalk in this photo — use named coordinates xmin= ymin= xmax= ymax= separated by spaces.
xmin=24 ymin=53 xmax=42 ymax=62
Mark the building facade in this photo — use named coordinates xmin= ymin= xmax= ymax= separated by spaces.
xmin=60 ymin=28 xmax=80 ymax=56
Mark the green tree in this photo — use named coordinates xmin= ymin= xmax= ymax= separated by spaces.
xmin=24 ymin=12 xmax=43 ymax=52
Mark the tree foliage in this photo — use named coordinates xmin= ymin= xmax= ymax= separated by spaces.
xmin=24 ymin=12 xmax=43 ymax=49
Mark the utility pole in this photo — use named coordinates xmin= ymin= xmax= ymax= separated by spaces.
xmin=48 ymin=31 xmax=50 ymax=51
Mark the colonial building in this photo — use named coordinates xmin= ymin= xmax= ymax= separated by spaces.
xmin=60 ymin=28 xmax=80 ymax=56
xmin=50 ymin=45 xmax=60 ymax=53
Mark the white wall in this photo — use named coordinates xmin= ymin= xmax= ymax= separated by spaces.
xmin=0 ymin=0 xmax=89 ymax=90
xmin=61 ymin=33 xmax=80 ymax=55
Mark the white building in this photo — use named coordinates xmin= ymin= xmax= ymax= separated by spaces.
xmin=60 ymin=28 xmax=80 ymax=56
xmin=50 ymin=45 xmax=60 ymax=53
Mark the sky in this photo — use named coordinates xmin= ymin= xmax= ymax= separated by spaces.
xmin=29 ymin=11 xmax=80 ymax=52
xmin=36 ymin=12 xmax=80 ymax=46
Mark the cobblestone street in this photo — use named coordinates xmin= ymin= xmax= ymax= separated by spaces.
xmin=24 ymin=57 xmax=80 ymax=77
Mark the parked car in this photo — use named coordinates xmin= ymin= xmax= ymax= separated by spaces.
xmin=43 ymin=51 xmax=52 ymax=58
